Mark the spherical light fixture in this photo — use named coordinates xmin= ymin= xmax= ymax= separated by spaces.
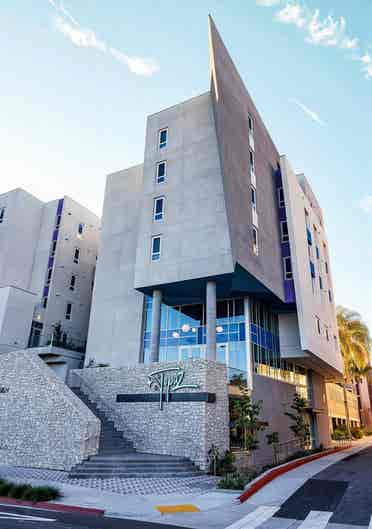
xmin=181 ymin=324 xmax=190 ymax=333
xmin=216 ymin=326 xmax=224 ymax=333
xmin=172 ymin=331 xmax=180 ymax=339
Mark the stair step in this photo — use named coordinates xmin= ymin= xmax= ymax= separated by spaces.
xmin=69 ymin=471 xmax=204 ymax=479
xmin=89 ymin=455 xmax=189 ymax=462
xmin=74 ymin=463 xmax=195 ymax=470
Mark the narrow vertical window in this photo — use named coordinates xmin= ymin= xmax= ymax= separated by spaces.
xmin=0 ymin=207 xmax=5 ymax=223
xmin=151 ymin=236 xmax=161 ymax=261
xmin=249 ymin=150 xmax=255 ymax=172
xmin=65 ymin=303 xmax=72 ymax=320
xmin=156 ymin=161 xmax=166 ymax=184
xmin=319 ymin=276 xmax=323 ymax=290
xmin=278 ymin=187 xmax=285 ymax=208
xmin=73 ymin=248 xmax=80 ymax=264
xmin=281 ymin=221 xmax=289 ymax=243
xmin=251 ymin=186 xmax=256 ymax=209
xmin=252 ymin=226 xmax=259 ymax=256
xmin=69 ymin=274 xmax=76 ymax=291
xmin=248 ymin=113 xmax=254 ymax=134
xmin=42 ymin=297 xmax=48 ymax=309
xmin=325 ymin=261 xmax=329 ymax=274
xmin=158 ymin=128 xmax=168 ymax=149
xmin=51 ymin=241 xmax=57 ymax=257
xmin=283 ymin=256 xmax=293 ymax=280
xmin=55 ymin=215 xmax=61 ymax=229
xmin=316 ymin=317 xmax=321 ymax=335
xmin=153 ymin=197 xmax=165 ymax=221
xmin=46 ymin=268 xmax=53 ymax=286
xmin=328 ymin=290 xmax=332 ymax=302
xmin=78 ymin=223 xmax=84 ymax=236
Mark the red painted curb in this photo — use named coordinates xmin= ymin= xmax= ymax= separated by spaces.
xmin=0 ymin=496 xmax=104 ymax=516
xmin=238 ymin=446 xmax=350 ymax=503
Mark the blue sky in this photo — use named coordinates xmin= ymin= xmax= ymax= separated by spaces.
xmin=1 ymin=1 xmax=372 ymax=329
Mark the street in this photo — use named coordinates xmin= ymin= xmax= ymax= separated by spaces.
xmin=0 ymin=504 xmax=188 ymax=529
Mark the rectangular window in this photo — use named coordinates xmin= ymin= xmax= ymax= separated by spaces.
xmin=325 ymin=261 xmax=329 ymax=274
xmin=51 ymin=241 xmax=57 ymax=257
xmin=251 ymin=186 xmax=256 ymax=209
xmin=283 ymin=256 xmax=293 ymax=280
xmin=278 ymin=187 xmax=285 ymax=208
xmin=329 ymin=290 xmax=332 ymax=302
xmin=248 ymin=113 xmax=254 ymax=133
xmin=42 ymin=297 xmax=48 ymax=309
xmin=156 ymin=161 xmax=166 ymax=184
xmin=55 ymin=215 xmax=61 ymax=229
xmin=0 ymin=207 xmax=5 ymax=223
xmin=316 ymin=246 xmax=320 ymax=259
xmin=316 ymin=317 xmax=321 ymax=335
xmin=153 ymin=197 xmax=165 ymax=221
xmin=78 ymin=223 xmax=84 ymax=235
xmin=46 ymin=268 xmax=53 ymax=286
xmin=69 ymin=274 xmax=76 ymax=291
xmin=326 ymin=327 xmax=329 ymax=341
xmin=151 ymin=235 xmax=161 ymax=261
xmin=65 ymin=303 xmax=72 ymax=320
xmin=158 ymin=128 xmax=168 ymax=149
xmin=319 ymin=276 xmax=323 ymax=290
xmin=281 ymin=221 xmax=289 ymax=243
xmin=249 ymin=150 xmax=255 ymax=171
xmin=252 ymin=226 xmax=259 ymax=255
xmin=73 ymin=248 xmax=80 ymax=264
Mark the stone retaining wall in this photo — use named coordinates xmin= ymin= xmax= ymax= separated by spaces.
xmin=70 ymin=359 xmax=230 ymax=470
xmin=0 ymin=350 xmax=100 ymax=470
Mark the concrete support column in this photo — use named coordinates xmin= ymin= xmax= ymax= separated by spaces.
xmin=150 ymin=289 xmax=162 ymax=363
xmin=206 ymin=281 xmax=217 ymax=360
xmin=244 ymin=297 xmax=253 ymax=391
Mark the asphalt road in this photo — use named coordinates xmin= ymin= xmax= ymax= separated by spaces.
xmin=274 ymin=444 xmax=372 ymax=527
xmin=0 ymin=504 xmax=188 ymax=529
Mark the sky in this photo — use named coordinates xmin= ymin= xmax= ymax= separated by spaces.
xmin=1 ymin=0 xmax=372 ymax=330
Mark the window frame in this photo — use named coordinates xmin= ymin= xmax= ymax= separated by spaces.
xmin=158 ymin=128 xmax=168 ymax=149
xmin=73 ymin=247 xmax=80 ymax=264
xmin=252 ymin=226 xmax=259 ymax=256
xmin=156 ymin=160 xmax=167 ymax=184
xmin=280 ymin=220 xmax=289 ymax=243
xmin=69 ymin=274 xmax=76 ymax=292
xmin=249 ymin=149 xmax=255 ymax=172
xmin=248 ymin=113 xmax=254 ymax=134
xmin=278 ymin=187 xmax=285 ymax=208
xmin=51 ymin=240 xmax=57 ymax=257
xmin=251 ymin=186 xmax=257 ymax=209
xmin=153 ymin=196 xmax=165 ymax=222
xmin=283 ymin=256 xmax=293 ymax=280
xmin=78 ymin=223 xmax=84 ymax=236
xmin=151 ymin=235 xmax=162 ymax=262
xmin=46 ymin=267 xmax=53 ymax=286
xmin=0 ymin=207 xmax=5 ymax=223
xmin=65 ymin=302 xmax=72 ymax=321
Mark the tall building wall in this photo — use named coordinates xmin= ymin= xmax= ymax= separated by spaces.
xmin=86 ymin=166 xmax=145 ymax=366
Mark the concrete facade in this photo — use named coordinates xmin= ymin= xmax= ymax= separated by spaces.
xmin=0 ymin=286 xmax=36 ymax=353
xmin=0 ymin=350 xmax=100 ymax=470
xmin=70 ymin=359 xmax=229 ymax=470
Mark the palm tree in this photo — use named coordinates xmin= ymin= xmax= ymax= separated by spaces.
xmin=337 ymin=307 xmax=372 ymax=434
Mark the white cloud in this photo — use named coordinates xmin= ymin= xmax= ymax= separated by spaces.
xmin=256 ymin=0 xmax=281 ymax=6
xmin=55 ymin=17 xmax=106 ymax=52
xmin=109 ymin=48 xmax=159 ymax=76
xmin=360 ymin=196 xmax=372 ymax=213
xmin=276 ymin=4 xmax=306 ymax=28
xmin=291 ymin=99 xmax=325 ymax=125
xmin=259 ymin=2 xmax=369 ymax=80
xmin=48 ymin=1 xmax=159 ymax=76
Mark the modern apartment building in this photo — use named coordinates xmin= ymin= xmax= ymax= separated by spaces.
xmin=0 ymin=188 xmax=99 ymax=375
xmin=86 ymin=18 xmax=343 ymax=447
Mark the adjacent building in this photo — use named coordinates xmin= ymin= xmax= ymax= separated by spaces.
xmin=87 ymin=17 xmax=344 ymax=450
xmin=0 ymin=188 xmax=99 ymax=377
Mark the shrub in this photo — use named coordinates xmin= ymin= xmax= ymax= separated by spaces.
xmin=208 ymin=446 xmax=236 ymax=476
xmin=331 ymin=429 xmax=348 ymax=440
xmin=8 ymin=484 xmax=33 ymax=499
xmin=0 ymin=479 xmax=60 ymax=502
xmin=350 ymin=427 xmax=364 ymax=439
xmin=365 ymin=430 xmax=372 ymax=436
xmin=218 ymin=471 xmax=257 ymax=490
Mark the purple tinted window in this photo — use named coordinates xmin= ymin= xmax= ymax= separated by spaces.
xmin=57 ymin=198 xmax=64 ymax=215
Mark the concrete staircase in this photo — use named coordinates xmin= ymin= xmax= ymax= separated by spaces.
xmin=69 ymin=387 xmax=203 ymax=479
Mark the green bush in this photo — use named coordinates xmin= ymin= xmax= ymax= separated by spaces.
xmin=208 ymin=446 xmax=237 ymax=476
xmin=218 ymin=471 xmax=257 ymax=490
xmin=350 ymin=427 xmax=364 ymax=439
xmin=365 ymin=430 xmax=372 ymax=436
xmin=331 ymin=429 xmax=348 ymax=440
xmin=0 ymin=479 xmax=60 ymax=502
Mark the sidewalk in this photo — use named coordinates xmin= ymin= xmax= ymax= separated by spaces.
xmin=0 ymin=439 xmax=371 ymax=529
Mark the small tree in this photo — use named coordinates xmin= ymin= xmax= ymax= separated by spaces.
xmin=285 ymin=393 xmax=310 ymax=447
xmin=266 ymin=431 xmax=280 ymax=464
xmin=232 ymin=386 xmax=267 ymax=452
xmin=51 ymin=322 xmax=63 ymax=346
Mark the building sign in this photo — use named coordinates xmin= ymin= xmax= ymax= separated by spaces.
xmin=0 ymin=387 xmax=9 ymax=394
xmin=148 ymin=367 xmax=199 ymax=409
xmin=116 ymin=366 xmax=216 ymax=409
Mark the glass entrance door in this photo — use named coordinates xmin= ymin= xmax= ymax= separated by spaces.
xmin=179 ymin=345 xmax=206 ymax=361
xmin=217 ymin=343 xmax=229 ymax=365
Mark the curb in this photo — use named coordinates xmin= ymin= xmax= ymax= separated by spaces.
xmin=0 ymin=496 xmax=105 ymax=516
xmin=238 ymin=446 xmax=350 ymax=503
